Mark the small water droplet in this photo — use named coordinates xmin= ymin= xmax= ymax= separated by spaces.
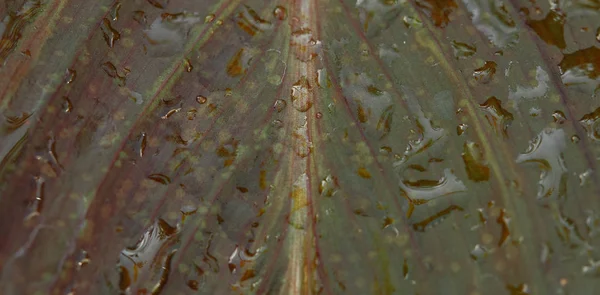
xmin=529 ymin=107 xmax=541 ymax=117
xmin=319 ymin=175 xmax=338 ymax=197
xmin=184 ymin=58 xmax=193 ymax=72
xmin=271 ymin=119 xmax=283 ymax=129
xmin=273 ymin=6 xmax=287 ymax=20
xmin=110 ymin=2 xmax=122 ymax=21
xmin=205 ymin=13 xmax=215 ymax=23
xmin=161 ymin=108 xmax=181 ymax=119
xmin=139 ymin=132 xmax=147 ymax=157
xmin=451 ymin=41 xmax=476 ymax=59
xmin=65 ymin=68 xmax=76 ymax=84
xmin=473 ymin=61 xmax=497 ymax=83
xmin=290 ymin=76 xmax=312 ymax=112
xmin=470 ymin=244 xmax=489 ymax=261
xmin=580 ymin=107 xmax=600 ymax=141
xmin=148 ymin=173 xmax=171 ymax=184
xmin=516 ymin=128 xmax=567 ymax=199
xmin=571 ymin=135 xmax=580 ymax=143
xmin=480 ymin=96 xmax=513 ymax=136
xmin=273 ymin=99 xmax=287 ymax=113
xmin=101 ymin=18 xmax=120 ymax=48
xmin=196 ymin=95 xmax=207 ymax=104
xmin=552 ymin=110 xmax=566 ymax=124
xmin=456 ymin=123 xmax=468 ymax=135
xmin=62 ymin=96 xmax=72 ymax=113
xmin=316 ymin=112 xmax=323 ymax=119
xmin=133 ymin=10 xmax=147 ymax=25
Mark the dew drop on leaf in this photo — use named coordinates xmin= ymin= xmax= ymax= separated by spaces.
xmin=65 ymin=68 xmax=76 ymax=84
xmin=273 ymin=6 xmax=287 ymax=21
xmin=552 ymin=110 xmax=566 ymax=124
xmin=196 ymin=95 xmax=207 ymax=104
xmin=273 ymin=99 xmax=287 ymax=113
xmin=451 ymin=40 xmax=476 ymax=59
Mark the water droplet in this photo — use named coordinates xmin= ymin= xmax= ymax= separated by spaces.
xmin=205 ymin=14 xmax=215 ymax=23
xmin=184 ymin=58 xmax=193 ymax=72
xmin=139 ymin=132 xmax=147 ymax=157
xmin=196 ymin=95 xmax=207 ymax=104
xmin=516 ymin=128 xmax=567 ymax=199
xmin=559 ymin=47 xmax=600 ymax=95
xmin=462 ymin=141 xmax=489 ymax=182
xmin=571 ymin=135 xmax=580 ymax=143
xmin=470 ymin=244 xmax=489 ymax=261
xmin=161 ymin=108 xmax=181 ymax=119
xmin=101 ymin=18 xmax=120 ymax=48
xmin=579 ymin=169 xmax=593 ymax=187
xmin=527 ymin=10 xmax=566 ymax=49
xmin=456 ymin=123 xmax=468 ymax=135
xmin=133 ymin=10 xmax=147 ymax=25
xmin=110 ymin=2 xmax=121 ymax=21
xmin=0 ymin=1 xmax=42 ymax=65
xmin=62 ymin=96 xmax=72 ymax=113
xmin=412 ymin=205 xmax=464 ymax=231
xmin=117 ymin=219 xmax=177 ymax=292
xmin=273 ymin=99 xmax=287 ymax=113
xmin=144 ymin=12 xmax=202 ymax=57
xmin=271 ymin=119 xmax=283 ymax=129
xmin=291 ymin=76 xmax=313 ymax=112
xmin=273 ymin=6 xmax=287 ymax=20
xmin=101 ymin=61 xmax=126 ymax=86
xmin=451 ymin=40 xmax=476 ymax=59
xmin=580 ymin=107 xmax=600 ymax=141
xmin=319 ymin=175 xmax=338 ymax=197
xmin=529 ymin=107 xmax=541 ymax=117
xmin=462 ymin=0 xmax=518 ymax=48
xmin=582 ymin=259 xmax=600 ymax=276
xmin=236 ymin=5 xmax=273 ymax=36
xmin=25 ymin=176 xmax=45 ymax=220
xmin=315 ymin=112 xmax=323 ymax=119
xmin=76 ymin=249 xmax=91 ymax=270
xmin=552 ymin=110 xmax=566 ymax=124
xmin=401 ymin=169 xmax=466 ymax=218
xmin=65 ymin=68 xmax=76 ymax=84
xmin=473 ymin=61 xmax=497 ymax=83
xmin=509 ymin=66 xmax=550 ymax=105
xmin=148 ymin=173 xmax=171 ymax=184
xmin=480 ymin=96 xmax=513 ymax=136
xmin=292 ymin=120 xmax=312 ymax=157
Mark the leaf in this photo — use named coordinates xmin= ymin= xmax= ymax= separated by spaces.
xmin=1 ymin=0 xmax=600 ymax=294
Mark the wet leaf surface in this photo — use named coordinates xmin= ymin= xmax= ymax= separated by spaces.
xmin=0 ymin=0 xmax=600 ymax=294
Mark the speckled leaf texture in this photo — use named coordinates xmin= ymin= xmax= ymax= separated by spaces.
xmin=0 ymin=0 xmax=599 ymax=294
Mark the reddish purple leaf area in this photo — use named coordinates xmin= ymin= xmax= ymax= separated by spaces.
xmin=1 ymin=0 xmax=600 ymax=294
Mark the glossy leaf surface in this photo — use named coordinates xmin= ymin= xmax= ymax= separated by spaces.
xmin=1 ymin=0 xmax=600 ymax=294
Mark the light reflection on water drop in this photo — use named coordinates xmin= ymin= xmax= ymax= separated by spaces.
xmin=516 ymin=128 xmax=567 ymax=199
xmin=117 ymin=219 xmax=178 ymax=293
